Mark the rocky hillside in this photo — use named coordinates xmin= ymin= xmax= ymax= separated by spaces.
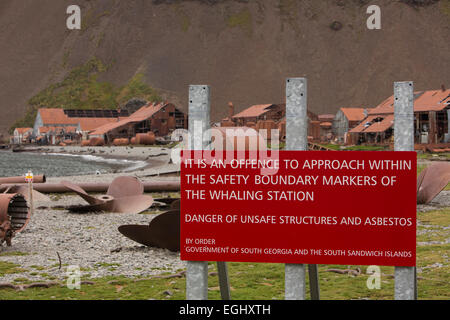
xmin=0 ymin=0 xmax=449 ymax=138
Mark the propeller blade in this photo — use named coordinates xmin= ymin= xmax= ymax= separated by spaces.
xmin=107 ymin=176 xmax=144 ymax=198
xmin=148 ymin=210 xmax=180 ymax=251
xmin=417 ymin=163 xmax=450 ymax=204
xmin=118 ymin=225 xmax=153 ymax=246
xmin=60 ymin=180 xmax=102 ymax=205
xmin=118 ymin=210 xmax=180 ymax=251
xmin=109 ymin=195 xmax=154 ymax=214
xmin=417 ymin=166 xmax=428 ymax=194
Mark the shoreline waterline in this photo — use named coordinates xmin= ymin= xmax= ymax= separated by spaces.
xmin=0 ymin=146 xmax=169 ymax=177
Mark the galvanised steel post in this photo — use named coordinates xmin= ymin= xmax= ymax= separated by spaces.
xmin=393 ymin=81 xmax=417 ymax=300
xmin=285 ymin=78 xmax=320 ymax=300
xmin=186 ymin=85 xmax=210 ymax=300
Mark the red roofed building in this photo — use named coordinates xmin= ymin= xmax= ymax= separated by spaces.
xmin=332 ymin=108 xmax=369 ymax=142
xmin=89 ymin=102 xmax=187 ymax=143
xmin=33 ymin=108 xmax=129 ymax=141
xmin=349 ymin=88 xmax=450 ymax=145
xmin=221 ymin=103 xmax=319 ymax=141
xmin=12 ymin=127 xmax=33 ymax=144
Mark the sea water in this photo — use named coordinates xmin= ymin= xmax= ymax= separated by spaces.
xmin=0 ymin=151 xmax=147 ymax=177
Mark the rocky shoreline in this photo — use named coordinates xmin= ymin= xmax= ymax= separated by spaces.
xmin=0 ymin=146 xmax=183 ymax=283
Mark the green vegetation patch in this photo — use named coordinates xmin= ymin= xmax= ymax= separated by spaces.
xmin=418 ymin=208 xmax=450 ymax=227
xmin=227 ymin=8 xmax=253 ymax=36
xmin=10 ymin=58 xmax=161 ymax=133
xmin=0 ymin=261 xmax=27 ymax=276
xmin=0 ymin=251 xmax=30 ymax=257
xmin=441 ymin=0 xmax=450 ymax=18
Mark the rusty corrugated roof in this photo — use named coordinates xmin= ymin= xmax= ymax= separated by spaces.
xmin=363 ymin=114 xmax=394 ymax=133
xmin=232 ymin=104 xmax=274 ymax=118
xmin=14 ymin=128 xmax=32 ymax=134
xmin=39 ymin=126 xmax=78 ymax=134
xmin=340 ymin=108 xmax=367 ymax=122
xmin=350 ymin=114 xmax=394 ymax=133
xmin=38 ymin=108 xmax=126 ymax=132
xmin=349 ymin=115 xmax=378 ymax=133
xmin=369 ymin=89 xmax=450 ymax=115
xmin=89 ymin=102 xmax=167 ymax=135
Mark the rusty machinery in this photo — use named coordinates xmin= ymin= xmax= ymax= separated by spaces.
xmin=0 ymin=193 xmax=29 ymax=246
xmin=61 ymin=176 xmax=154 ymax=214
xmin=117 ymin=162 xmax=450 ymax=252
xmin=118 ymin=199 xmax=180 ymax=252
xmin=417 ymin=162 xmax=450 ymax=204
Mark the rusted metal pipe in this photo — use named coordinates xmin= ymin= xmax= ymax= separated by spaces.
xmin=0 ymin=181 xmax=180 ymax=193
xmin=0 ymin=193 xmax=30 ymax=246
xmin=0 ymin=175 xmax=46 ymax=184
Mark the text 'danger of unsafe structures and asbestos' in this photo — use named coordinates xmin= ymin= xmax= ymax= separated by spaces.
xmin=180 ymin=151 xmax=417 ymax=266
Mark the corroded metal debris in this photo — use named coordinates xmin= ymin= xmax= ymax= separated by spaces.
xmin=2 ymin=185 xmax=50 ymax=202
xmin=417 ymin=162 xmax=450 ymax=204
xmin=0 ymin=175 xmax=46 ymax=184
xmin=119 ymin=204 xmax=180 ymax=252
xmin=0 ymin=193 xmax=30 ymax=246
xmin=0 ymin=181 xmax=180 ymax=193
xmin=61 ymin=176 xmax=153 ymax=214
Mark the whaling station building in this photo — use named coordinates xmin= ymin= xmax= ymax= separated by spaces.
xmin=89 ymin=102 xmax=188 ymax=144
xmin=349 ymin=88 xmax=450 ymax=146
xmin=22 ymin=102 xmax=187 ymax=146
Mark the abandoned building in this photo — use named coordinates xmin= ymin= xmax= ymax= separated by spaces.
xmin=332 ymin=108 xmax=369 ymax=143
xmin=349 ymin=88 xmax=450 ymax=145
xmin=35 ymin=126 xmax=80 ymax=145
xmin=221 ymin=102 xmax=319 ymax=141
xmin=318 ymin=114 xmax=335 ymax=142
xmin=89 ymin=102 xmax=187 ymax=143
xmin=11 ymin=127 xmax=33 ymax=144
xmin=33 ymin=108 xmax=129 ymax=142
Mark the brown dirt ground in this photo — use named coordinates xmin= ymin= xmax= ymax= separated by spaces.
xmin=0 ymin=0 xmax=449 ymax=138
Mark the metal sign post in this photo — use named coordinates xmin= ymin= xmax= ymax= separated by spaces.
xmin=25 ymin=170 xmax=34 ymax=216
xmin=393 ymin=81 xmax=417 ymax=300
xmin=186 ymin=85 xmax=231 ymax=300
xmin=285 ymin=77 xmax=320 ymax=300
xmin=186 ymin=85 xmax=210 ymax=300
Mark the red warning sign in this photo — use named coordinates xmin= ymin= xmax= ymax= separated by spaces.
xmin=180 ymin=151 xmax=416 ymax=266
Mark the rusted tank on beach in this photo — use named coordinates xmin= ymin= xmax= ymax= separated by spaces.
xmin=136 ymin=132 xmax=156 ymax=145
xmin=113 ymin=138 xmax=129 ymax=146
xmin=81 ymin=140 xmax=91 ymax=147
xmin=89 ymin=137 xmax=105 ymax=146
xmin=0 ymin=194 xmax=30 ymax=246
xmin=130 ymin=137 xmax=137 ymax=145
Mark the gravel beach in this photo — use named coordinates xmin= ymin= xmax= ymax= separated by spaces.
xmin=0 ymin=146 xmax=184 ymax=283
xmin=0 ymin=149 xmax=448 ymax=285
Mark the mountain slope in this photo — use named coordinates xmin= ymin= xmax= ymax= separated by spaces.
xmin=0 ymin=0 xmax=449 ymax=138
